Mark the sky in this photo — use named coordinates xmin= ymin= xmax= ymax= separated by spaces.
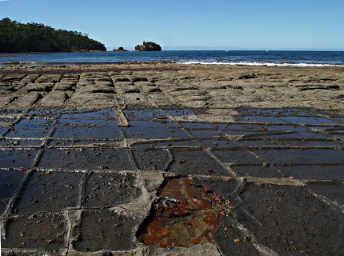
xmin=1 ymin=0 xmax=343 ymax=50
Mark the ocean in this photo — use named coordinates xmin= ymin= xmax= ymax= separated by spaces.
xmin=0 ymin=50 xmax=343 ymax=66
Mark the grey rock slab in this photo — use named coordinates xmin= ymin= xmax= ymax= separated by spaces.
xmin=308 ymin=182 xmax=344 ymax=205
xmin=169 ymin=149 xmax=230 ymax=176
xmin=6 ymin=119 xmax=53 ymax=138
xmin=147 ymin=94 xmax=172 ymax=107
xmin=77 ymin=85 xmax=114 ymax=94
xmin=149 ymin=243 xmax=222 ymax=256
xmin=145 ymin=87 xmax=162 ymax=93
xmin=0 ymin=97 xmax=14 ymax=108
xmin=256 ymin=149 xmax=344 ymax=164
xmin=13 ymin=171 xmax=81 ymax=214
xmin=1 ymin=74 xmax=26 ymax=82
xmin=0 ymin=169 xmax=26 ymax=215
xmin=132 ymin=148 xmax=169 ymax=171
xmin=0 ymin=127 xmax=8 ymax=135
xmin=73 ymin=209 xmax=139 ymax=252
xmin=20 ymin=74 xmax=40 ymax=84
xmin=0 ymin=121 xmax=12 ymax=127
xmin=114 ymin=82 xmax=134 ymax=91
xmin=39 ymin=91 xmax=68 ymax=108
xmin=68 ymin=93 xmax=115 ymax=109
xmin=122 ymin=93 xmax=148 ymax=107
xmin=2 ymin=213 xmax=66 ymax=250
xmin=53 ymin=119 xmax=121 ymax=140
xmin=94 ymin=81 xmax=113 ymax=87
xmin=8 ymin=92 xmax=41 ymax=109
xmin=123 ymin=109 xmax=165 ymax=121
xmin=0 ymin=149 xmax=37 ymax=168
xmin=131 ymin=140 xmax=199 ymax=148
xmin=233 ymin=183 xmax=344 ymax=256
xmin=123 ymin=122 xmax=188 ymax=140
xmin=214 ymin=221 xmax=260 ymax=256
xmin=134 ymin=81 xmax=154 ymax=87
xmin=231 ymin=165 xmax=283 ymax=178
xmin=190 ymin=176 xmax=238 ymax=198
xmin=212 ymin=150 xmax=261 ymax=165
xmin=60 ymin=109 xmax=115 ymax=120
xmin=38 ymin=148 xmax=133 ymax=170
xmin=188 ymin=129 xmax=221 ymax=138
xmin=25 ymin=83 xmax=53 ymax=93
xmin=114 ymin=77 xmax=130 ymax=82
xmin=278 ymin=165 xmax=344 ymax=180
xmin=131 ymin=77 xmax=148 ymax=82
xmin=0 ymin=139 xmax=42 ymax=146
xmin=54 ymin=82 xmax=76 ymax=91
xmin=35 ymin=74 xmax=61 ymax=83
xmin=84 ymin=172 xmax=141 ymax=208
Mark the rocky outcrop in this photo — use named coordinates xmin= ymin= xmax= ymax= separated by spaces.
xmin=113 ymin=47 xmax=128 ymax=52
xmin=135 ymin=41 xmax=162 ymax=51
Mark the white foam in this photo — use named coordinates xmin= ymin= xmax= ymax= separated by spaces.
xmin=179 ymin=61 xmax=343 ymax=67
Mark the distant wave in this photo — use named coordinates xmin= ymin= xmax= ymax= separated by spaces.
xmin=1 ymin=51 xmax=344 ymax=66
xmin=179 ymin=61 xmax=343 ymax=67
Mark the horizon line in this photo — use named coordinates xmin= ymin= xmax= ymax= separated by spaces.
xmin=107 ymin=48 xmax=344 ymax=52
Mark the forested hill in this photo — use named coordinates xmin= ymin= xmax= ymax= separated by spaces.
xmin=0 ymin=18 xmax=106 ymax=53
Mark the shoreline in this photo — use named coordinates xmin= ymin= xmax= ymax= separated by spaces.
xmin=1 ymin=62 xmax=344 ymax=74
xmin=1 ymin=61 xmax=343 ymax=67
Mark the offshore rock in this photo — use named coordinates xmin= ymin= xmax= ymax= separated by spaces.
xmin=114 ymin=47 xmax=128 ymax=52
xmin=135 ymin=41 xmax=162 ymax=51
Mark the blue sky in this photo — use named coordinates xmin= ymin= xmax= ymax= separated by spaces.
xmin=1 ymin=0 xmax=343 ymax=50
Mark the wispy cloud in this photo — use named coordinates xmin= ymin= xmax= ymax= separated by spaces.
xmin=0 ymin=0 xmax=9 ymax=2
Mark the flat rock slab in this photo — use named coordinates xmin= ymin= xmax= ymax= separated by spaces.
xmin=0 ymin=64 xmax=343 ymax=255
xmin=73 ymin=209 xmax=139 ymax=252
xmin=38 ymin=148 xmax=134 ymax=170
xmin=7 ymin=92 xmax=41 ymax=109
xmin=84 ymin=172 xmax=141 ymax=208
xmin=0 ymin=170 xmax=25 ymax=215
xmin=232 ymin=184 xmax=344 ymax=256
xmin=13 ymin=171 xmax=82 ymax=214
xmin=0 ymin=149 xmax=37 ymax=168
xmin=0 ymin=96 xmax=14 ymax=108
xmin=38 ymin=91 xmax=68 ymax=108
xmin=3 ymin=213 xmax=66 ymax=251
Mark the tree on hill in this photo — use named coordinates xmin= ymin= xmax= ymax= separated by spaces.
xmin=0 ymin=18 xmax=106 ymax=53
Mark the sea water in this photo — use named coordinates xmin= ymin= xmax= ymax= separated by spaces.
xmin=0 ymin=50 xmax=343 ymax=66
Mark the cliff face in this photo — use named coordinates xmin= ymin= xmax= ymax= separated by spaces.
xmin=135 ymin=41 xmax=162 ymax=51
xmin=0 ymin=18 xmax=106 ymax=53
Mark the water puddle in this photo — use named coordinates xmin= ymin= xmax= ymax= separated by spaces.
xmin=60 ymin=109 xmax=115 ymax=120
xmin=124 ymin=109 xmax=165 ymax=121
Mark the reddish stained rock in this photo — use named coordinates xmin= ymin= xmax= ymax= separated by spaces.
xmin=138 ymin=177 xmax=229 ymax=248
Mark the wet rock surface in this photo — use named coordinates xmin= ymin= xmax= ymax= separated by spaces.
xmin=232 ymin=184 xmax=344 ymax=256
xmin=73 ymin=210 xmax=139 ymax=252
xmin=0 ymin=63 xmax=343 ymax=255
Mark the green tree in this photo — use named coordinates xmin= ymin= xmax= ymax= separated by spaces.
xmin=0 ymin=18 xmax=106 ymax=53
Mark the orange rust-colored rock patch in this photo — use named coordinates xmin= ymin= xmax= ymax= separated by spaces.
xmin=138 ymin=177 xmax=228 ymax=248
